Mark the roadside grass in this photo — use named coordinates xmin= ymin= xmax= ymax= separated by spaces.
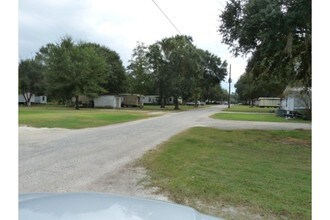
xmin=138 ymin=127 xmax=311 ymax=219
xmin=19 ymin=105 xmax=152 ymax=129
xmin=211 ymin=112 xmax=307 ymax=123
xmin=223 ymin=105 xmax=278 ymax=113
xmin=212 ymin=105 xmax=309 ymax=123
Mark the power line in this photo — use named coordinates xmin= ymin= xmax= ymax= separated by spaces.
xmin=151 ymin=0 xmax=182 ymax=35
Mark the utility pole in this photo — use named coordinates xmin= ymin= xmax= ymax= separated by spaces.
xmin=228 ymin=64 xmax=231 ymax=108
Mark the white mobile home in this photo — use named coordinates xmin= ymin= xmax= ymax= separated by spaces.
xmin=93 ymin=95 xmax=122 ymax=108
xmin=34 ymin=95 xmax=47 ymax=104
xmin=280 ymin=87 xmax=311 ymax=112
xmin=142 ymin=95 xmax=159 ymax=104
xmin=19 ymin=93 xmax=47 ymax=104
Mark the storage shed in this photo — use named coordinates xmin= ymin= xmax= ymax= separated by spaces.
xmin=93 ymin=95 xmax=122 ymax=108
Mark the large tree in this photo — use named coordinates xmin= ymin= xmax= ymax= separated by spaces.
xmin=127 ymin=42 xmax=155 ymax=95
xmin=198 ymin=49 xmax=227 ymax=103
xmin=127 ymin=36 xmax=228 ymax=109
xmin=219 ymin=0 xmax=311 ymax=87
xmin=82 ymin=43 xmax=127 ymax=94
xmin=38 ymin=36 xmax=108 ymax=109
xmin=147 ymin=35 xmax=227 ymax=109
xmin=235 ymin=71 xmax=286 ymax=104
xmin=19 ymin=58 xmax=46 ymax=106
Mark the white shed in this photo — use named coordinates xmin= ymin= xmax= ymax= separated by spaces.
xmin=93 ymin=95 xmax=122 ymax=108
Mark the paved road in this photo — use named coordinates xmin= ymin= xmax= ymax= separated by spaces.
xmin=19 ymin=105 xmax=311 ymax=193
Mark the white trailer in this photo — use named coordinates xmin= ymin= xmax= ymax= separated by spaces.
xmin=143 ymin=95 xmax=159 ymax=104
xmin=93 ymin=95 xmax=122 ymax=108
xmin=280 ymin=87 xmax=311 ymax=112
xmin=19 ymin=93 xmax=47 ymax=104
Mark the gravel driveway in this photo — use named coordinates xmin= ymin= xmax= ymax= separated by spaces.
xmin=19 ymin=105 xmax=311 ymax=199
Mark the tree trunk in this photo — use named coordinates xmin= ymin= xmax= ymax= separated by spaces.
xmin=23 ymin=92 xmax=33 ymax=107
xmin=173 ymin=96 xmax=180 ymax=110
xmin=75 ymin=95 xmax=80 ymax=110
xmin=159 ymin=81 xmax=165 ymax=108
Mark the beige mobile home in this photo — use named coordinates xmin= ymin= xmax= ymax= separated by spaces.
xmin=120 ymin=94 xmax=144 ymax=108
xmin=258 ymin=97 xmax=280 ymax=108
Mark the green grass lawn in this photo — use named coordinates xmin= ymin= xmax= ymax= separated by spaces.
xmin=139 ymin=127 xmax=311 ymax=219
xmin=211 ymin=112 xmax=307 ymax=123
xmin=19 ymin=105 xmax=151 ymax=129
xmin=212 ymin=105 xmax=309 ymax=123
xmin=223 ymin=105 xmax=278 ymax=113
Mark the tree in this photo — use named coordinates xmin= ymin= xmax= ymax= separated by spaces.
xmin=235 ymin=71 xmax=286 ymax=104
xmin=198 ymin=49 xmax=227 ymax=102
xmin=127 ymin=36 xmax=228 ymax=109
xmin=219 ymin=0 xmax=311 ymax=87
xmin=82 ymin=43 xmax=127 ymax=94
xmin=19 ymin=58 xmax=46 ymax=106
xmin=147 ymin=42 xmax=168 ymax=107
xmin=127 ymin=42 xmax=155 ymax=95
xmin=38 ymin=36 xmax=108 ymax=109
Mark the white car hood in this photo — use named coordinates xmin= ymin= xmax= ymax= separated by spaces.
xmin=19 ymin=193 xmax=221 ymax=220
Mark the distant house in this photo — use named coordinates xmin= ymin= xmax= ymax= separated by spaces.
xmin=19 ymin=93 xmax=47 ymax=105
xmin=280 ymin=87 xmax=311 ymax=114
xmin=258 ymin=97 xmax=280 ymax=108
xmin=94 ymin=95 xmax=122 ymax=108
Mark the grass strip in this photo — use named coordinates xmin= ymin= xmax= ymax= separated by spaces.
xmin=139 ymin=127 xmax=311 ymax=219
xmin=19 ymin=106 xmax=151 ymax=129
xmin=211 ymin=112 xmax=308 ymax=123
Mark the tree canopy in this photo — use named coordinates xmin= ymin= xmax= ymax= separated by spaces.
xmin=235 ymin=71 xmax=286 ymax=104
xmin=128 ymin=35 xmax=228 ymax=109
xmin=19 ymin=58 xmax=46 ymax=105
xmin=37 ymin=36 xmax=108 ymax=109
xmin=219 ymin=0 xmax=311 ymax=87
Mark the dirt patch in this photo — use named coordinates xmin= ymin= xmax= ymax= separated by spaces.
xmin=90 ymin=161 xmax=281 ymax=220
xmin=86 ymin=162 xmax=170 ymax=202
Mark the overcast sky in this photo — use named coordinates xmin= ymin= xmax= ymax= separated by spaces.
xmin=19 ymin=0 xmax=249 ymax=91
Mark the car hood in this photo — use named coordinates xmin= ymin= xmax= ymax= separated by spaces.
xmin=19 ymin=193 xmax=221 ymax=220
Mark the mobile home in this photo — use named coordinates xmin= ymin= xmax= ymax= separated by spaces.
xmin=143 ymin=95 xmax=159 ymax=104
xmin=120 ymin=94 xmax=144 ymax=108
xmin=258 ymin=97 xmax=280 ymax=108
xmin=280 ymin=87 xmax=311 ymax=113
xmin=19 ymin=93 xmax=47 ymax=105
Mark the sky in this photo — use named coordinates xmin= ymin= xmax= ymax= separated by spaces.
xmin=18 ymin=0 xmax=249 ymax=92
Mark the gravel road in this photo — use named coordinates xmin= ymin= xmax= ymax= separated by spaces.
xmin=19 ymin=105 xmax=311 ymax=199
